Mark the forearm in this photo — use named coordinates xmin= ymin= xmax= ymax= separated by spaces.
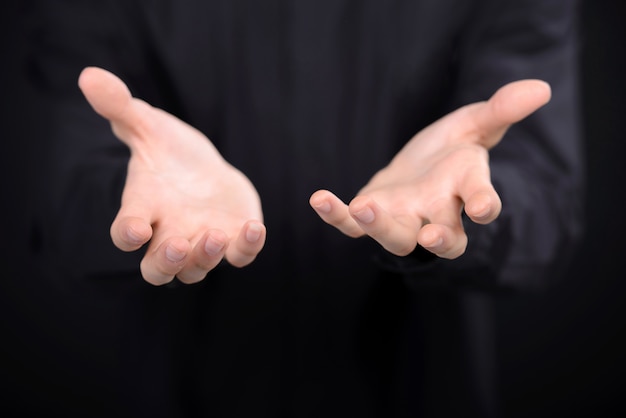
xmin=33 ymin=105 xmax=141 ymax=278
xmin=382 ymin=0 xmax=584 ymax=289
xmin=26 ymin=1 xmax=151 ymax=278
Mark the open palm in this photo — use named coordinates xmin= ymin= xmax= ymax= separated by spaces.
xmin=310 ymin=80 xmax=551 ymax=259
xmin=79 ymin=67 xmax=265 ymax=285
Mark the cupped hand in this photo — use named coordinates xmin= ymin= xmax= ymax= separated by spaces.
xmin=79 ymin=67 xmax=265 ymax=285
xmin=310 ymin=80 xmax=551 ymax=259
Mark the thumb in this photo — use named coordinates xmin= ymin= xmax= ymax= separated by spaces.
xmin=471 ymin=79 xmax=552 ymax=148
xmin=78 ymin=67 xmax=132 ymax=120
xmin=78 ymin=67 xmax=145 ymax=139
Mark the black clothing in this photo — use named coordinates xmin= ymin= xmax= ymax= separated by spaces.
xmin=6 ymin=0 xmax=582 ymax=417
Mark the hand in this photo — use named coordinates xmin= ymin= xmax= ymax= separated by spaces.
xmin=78 ymin=67 xmax=266 ymax=285
xmin=310 ymin=80 xmax=551 ymax=259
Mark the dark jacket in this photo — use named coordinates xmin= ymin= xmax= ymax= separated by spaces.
xmin=9 ymin=0 xmax=583 ymax=417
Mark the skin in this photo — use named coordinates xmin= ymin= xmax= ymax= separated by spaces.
xmin=78 ymin=66 xmax=551 ymax=285
xmin=311 ymin=79 xmax=551 ymax=259
xmin=79 ymin=67 xmax=266 ymax=285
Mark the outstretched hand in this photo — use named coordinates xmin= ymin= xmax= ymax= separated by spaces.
xmin=79 ymin=67 xmax=265 ymax=285
xmin=310 ymin=80 xmax=551 ymax=259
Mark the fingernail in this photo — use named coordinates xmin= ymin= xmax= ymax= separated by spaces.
xmin=204 ymin=235 xmax=225 ymax=256
xmin=313 ymin=201 xmax=331 ymax=214
xmin=354 ymin=207 xmax=375 ymax=224
xmin=165 ymin=246 xmax=186 ymax=263
xmin=246 ymin=223 xmax=263 ymax=243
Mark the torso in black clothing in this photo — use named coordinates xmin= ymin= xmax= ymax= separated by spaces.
xmin=16 ymin=1 xmax=581 ymax=417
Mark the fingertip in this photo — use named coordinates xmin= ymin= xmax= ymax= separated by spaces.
xmin=348 ymin=196 xmax=376 ymax=224
xmin=226 ymin=221 xmax=266 ymax=268
xmin=515 ymin=79 xmax=552 ymax=109
xmin=140 ymin=261 xmax=175 ymax=286
xmin=417 ymin=224 xmax=467 ymax=259
xmin=528 ymin=79 xmax=552 ymax=103
xmin=78 ymin=66 xmax=133 ymax=121
xmin=77 ymin=66 xmax=95 ymax=89
xmin=311 ymin=193 xmax=363 ymax=238
xmin=78 ymin=66 xmax=110 ymax=94
xmin=351 ymin=205 xmax=376 ymax=225
xmin=174 ymin=230 xmax=228 ymax=285
xmin=465 ymin=192 xmax=501 ymax=224
xmin=309 ymin=189 xmax=328 ymax=203
xmin=204 ymin=229 xmax=228 ymax=257
xmin=142 ymin=275 xmax=175 ymax=287
xmin=111 ymin=217 xmax=153 ymax=251
xmin=245 ymin=220 xmax=266 ymax=244
xmin=140 ymin=238 xmax=191 ymax=286
xmin=163 ymin=246 xmax=186 ymax=270
xmin=309 ymin=190 xmax=332 ymax=214
xmin=496 ymin=78 xmax=550 ymax=99
xmin=417 ymin=224 xmax=444 ymax=249
xmin=492 ymin=79 xmax=552 ymax=124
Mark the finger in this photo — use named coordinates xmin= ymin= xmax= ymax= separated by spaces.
xmin=224 ymin=220 xmax=266 ymax=268
xmin=417 ymin=198 xmax=467 ymax=259
xmin=470 ymin=79 xmax=552 ymax=148
xmin=417 ymin=223 xmax=468 ymax=259
xmin=140 ymin=237 xmax=192 ymax=286
xmin=349 ymin=196 xmax=421 ymax=256
xmin=309 ymin=190 xmax=364 ymax=238
xmin=463 ymin=190 xmax=502 ymax=225
xmin=110 ymin=197 xmax=155 ymax=251
xmin=78 ymin=67 xmax=133 ymax=122
xmin=78 ymin=66 xmax=148 ymax=144
xmin=110 ymin=215 xmax=153 ymax=252
xmin=455 ymin=155 xmax=502 ymax=224
xmin=176 ymin=229 xmax=228 ymax=284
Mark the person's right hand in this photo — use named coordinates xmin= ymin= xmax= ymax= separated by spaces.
xmin=78 ymin=67 xmax=266 ymax=285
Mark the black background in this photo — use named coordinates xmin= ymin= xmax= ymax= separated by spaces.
xmin=1 ymin=1 xmax=625 ymax=417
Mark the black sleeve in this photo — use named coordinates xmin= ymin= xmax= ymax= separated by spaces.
xmin=377 ymin=0 xmax=585 ymax=290
xmin=25 ymin=1 xmax=148 ymax=280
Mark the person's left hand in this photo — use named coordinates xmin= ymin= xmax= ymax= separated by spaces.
xmin=310 ymin=80 xmax=551 ymax=259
